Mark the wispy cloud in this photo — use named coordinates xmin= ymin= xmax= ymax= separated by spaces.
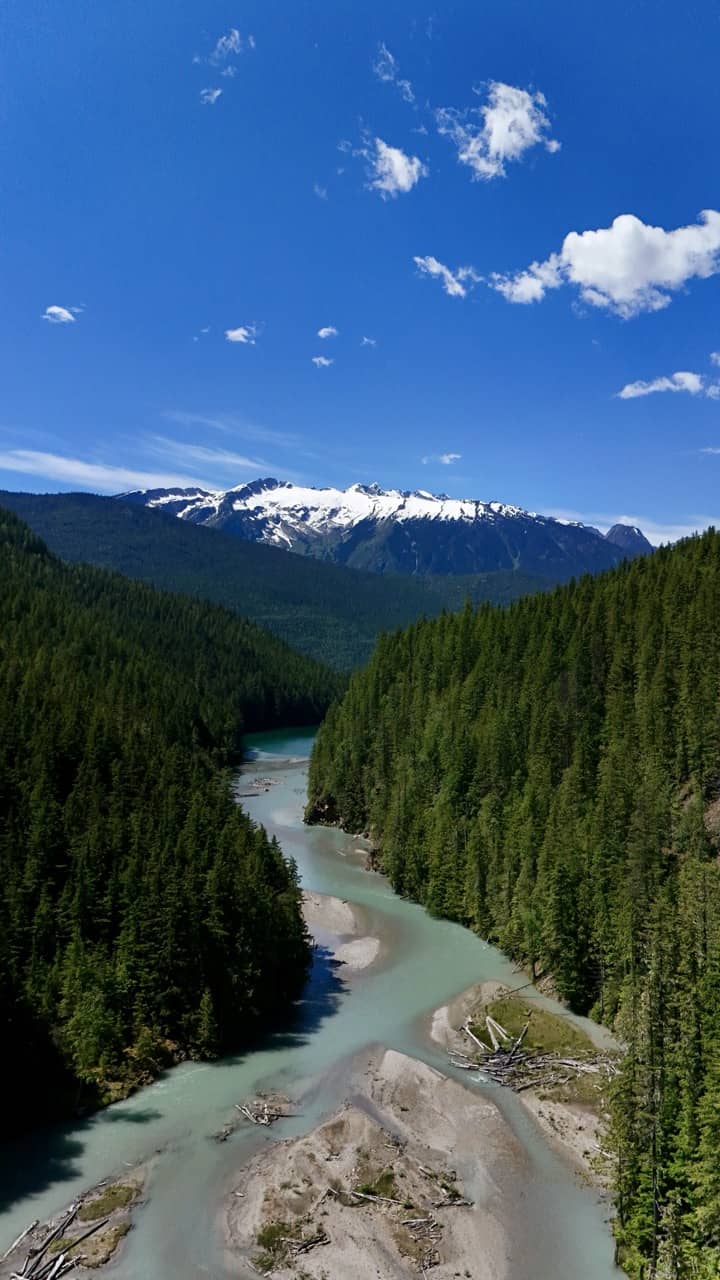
xmin=542 ymin=505 xmax=720 ymax=546
xmin=162 ymin=410 xmax=299 ymax=446
xmin=360 ymin=336 xmax=377 ymax=347
xmin=313 ymin=182 xmax=328 ymax=200
xmin=312 ymin=356 xmax=333 ymax=368
xmin=618 ymin=370 xmax=720 ymax=399
xmin=413 ymin=255 xmax=482 ymax=297
xmin=367 ymin=138 xmax=427 ymax=198
xmin=200 ymin=87 xmax=222 ymax=105
xmin=225 ymin=323 xmax=260 ymax=344
xmin=317 ymin=325 xmax=338 ymax=339
xmin=491 ymin=209 xmax=720 ymax=317
xmin=148 ymin=436 xmax=267 ymax=472
xmin=372 ymin=42 xmax=415 ymax=105
xmin=711 ymin=351 xmax=720 ymax=366
xmin=42 ymin=305 xmax=81 ymax=324
xmin=436 ymin=82 xmax=559 ymax=181
xmin=422 ymin=452 xmax=462 ymax=465
xmin=0 ymin=450 xmax=209 ymax=494
xmin=700 ymin=447 xmax=720 ymax=455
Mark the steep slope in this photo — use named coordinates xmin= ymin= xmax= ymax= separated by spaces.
xmin=0 ymin=508 xmax=338 ymax=1133
xmin=122 ymin=477 xmax=650 ymax=579
xmin=0 ymin=491 xmax=548 ymax=670
xmin=307 ymin=530 xmax=720 ymax=1277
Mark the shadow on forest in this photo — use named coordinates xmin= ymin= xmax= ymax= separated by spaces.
xmin=222 ymin=942 xmax=348 ymax=1067
xmin=0 ymin=949 xmax=344 ymax=1225
xmin=0 ymin=1104 xmax=163 ymax=1219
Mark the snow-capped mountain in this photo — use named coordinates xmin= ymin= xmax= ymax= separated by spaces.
xmin=120 ymin=478 xmax=652 ymax=579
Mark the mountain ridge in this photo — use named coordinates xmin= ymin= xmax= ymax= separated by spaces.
xmin=121 ymin=477 xmax=653 ymax=579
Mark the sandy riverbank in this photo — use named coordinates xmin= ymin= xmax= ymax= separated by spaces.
xmin=224 ymin=1046 xmax=515 ymax=1279
xmin=301 ymin=890 xmax=382 ymax=972
xmin=430 ymin=981 xmax=608 ymax=1180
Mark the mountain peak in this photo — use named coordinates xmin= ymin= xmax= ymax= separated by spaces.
xmin=604 ymin=523 xmax=653 ymax=557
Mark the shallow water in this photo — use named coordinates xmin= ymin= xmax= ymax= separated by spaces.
xmin=0 ymin=727 xmax=622 ymax=1277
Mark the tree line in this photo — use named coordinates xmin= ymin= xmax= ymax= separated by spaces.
xmin=307 ymin=529 xmax=720 ymax=1277
xmin=0 ymin=507 xmax=341 ymax=1132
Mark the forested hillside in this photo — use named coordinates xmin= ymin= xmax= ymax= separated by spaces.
xmin=0 ymin=508 xmax=339 ymax=1133
xmin=0 ymin=491 xmax=546 ymax=669
xmin=307 ymin=531 xmax=720 ymax=1277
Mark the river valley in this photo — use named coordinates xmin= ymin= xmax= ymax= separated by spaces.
xmin=0 ymin=728 xmax=623 ymax=1278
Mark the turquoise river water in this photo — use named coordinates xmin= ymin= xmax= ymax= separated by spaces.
xmin=0 ymin=727 xmax=623 ymax=1278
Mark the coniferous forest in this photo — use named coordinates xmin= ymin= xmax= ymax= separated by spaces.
xmin=0 ymin=508 xmax=341 ymax=1132
xmin=308 ymin=530 xmax=720 ymax=1277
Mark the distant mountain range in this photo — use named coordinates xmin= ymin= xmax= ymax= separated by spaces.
xmin=0 ymin=491 xmax=547 ymax=670
xmin=122 ymin=478 xmax=652 ymax=579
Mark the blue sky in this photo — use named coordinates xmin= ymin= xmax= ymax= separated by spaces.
xmin=2 ymin=0 xmax=720 ymax=542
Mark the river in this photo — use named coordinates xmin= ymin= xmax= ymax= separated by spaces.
xmin=0 ymin=727 xmax=622 ymax=1277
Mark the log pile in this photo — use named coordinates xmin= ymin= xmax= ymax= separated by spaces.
xmin=235 ymin=1092 xmax=300 ymax=1126
xmin=447 ymin=1015 xmax=616 ymax=1091
xmin=6 ymin=1207 xmax=110 ymax=1279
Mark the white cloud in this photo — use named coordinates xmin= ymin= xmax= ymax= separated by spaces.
xmin=617 ymin=370 xmax=716 ymax=399
xmin=491 ymin=256 xmax=563 ymax=303
xmin=200 ymin=87 xmax=222 ymax=105
xmin=0 ymin=450 xmax=208 ymax=494
xmin=700 ymin=447 xmax=720 ymax=454
xmin=422 ymin=452 xmax=461 ymax=465
xmin=312 ymin=356 xmax=333 ymax=368
xmin=372 ymin=42 xmax=415 ymax=104
xmin=711 ymin=352 xmax=720 ymax=366
xmin=367 ymin=138 xmax=427 ymax=198
xmin=361 ymin=335 xmax=377 ymax=346
xmin=225 ymin=323 xmax=260 ymax=344
xmin=543 ymin=506 xmax=720 ymax=547
xmin=211 ymin=28 xmax=243 ymax=61
xmin=221 ymin=66 xmax=237 ymax=79
xmin=42 ymin=305 xmax=78 ymax=324
xmin=491 ymin=210 xmax=720 ymax=317
xmin=436 ymin=82 xmax=559 ymax=181
xmin=413 ymin=255 xmax=482 ymax=298
xmin=313 ymin=182 xmax=328 ymax=200
xmin=317 ymin=326 xmax=338 ymax=339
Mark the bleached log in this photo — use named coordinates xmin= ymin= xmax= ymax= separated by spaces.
xmin=22 ymin=1207 xmax=78 ymax=1278
xmin=462 ymin=1022 xmax=491 ymax=1053
xmin=485 ymin=1017 xmax=501 ymax=1051
xmin=486 ymin=1015 xmax=512 ymax=1044
xmin=508 ymin=1021 xmax=530 ymax=1060
xmin=350 ymin=1189 xmax=402 ymax=1205
xmin=1 ymin=1222 xmax=38 ymax=1264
